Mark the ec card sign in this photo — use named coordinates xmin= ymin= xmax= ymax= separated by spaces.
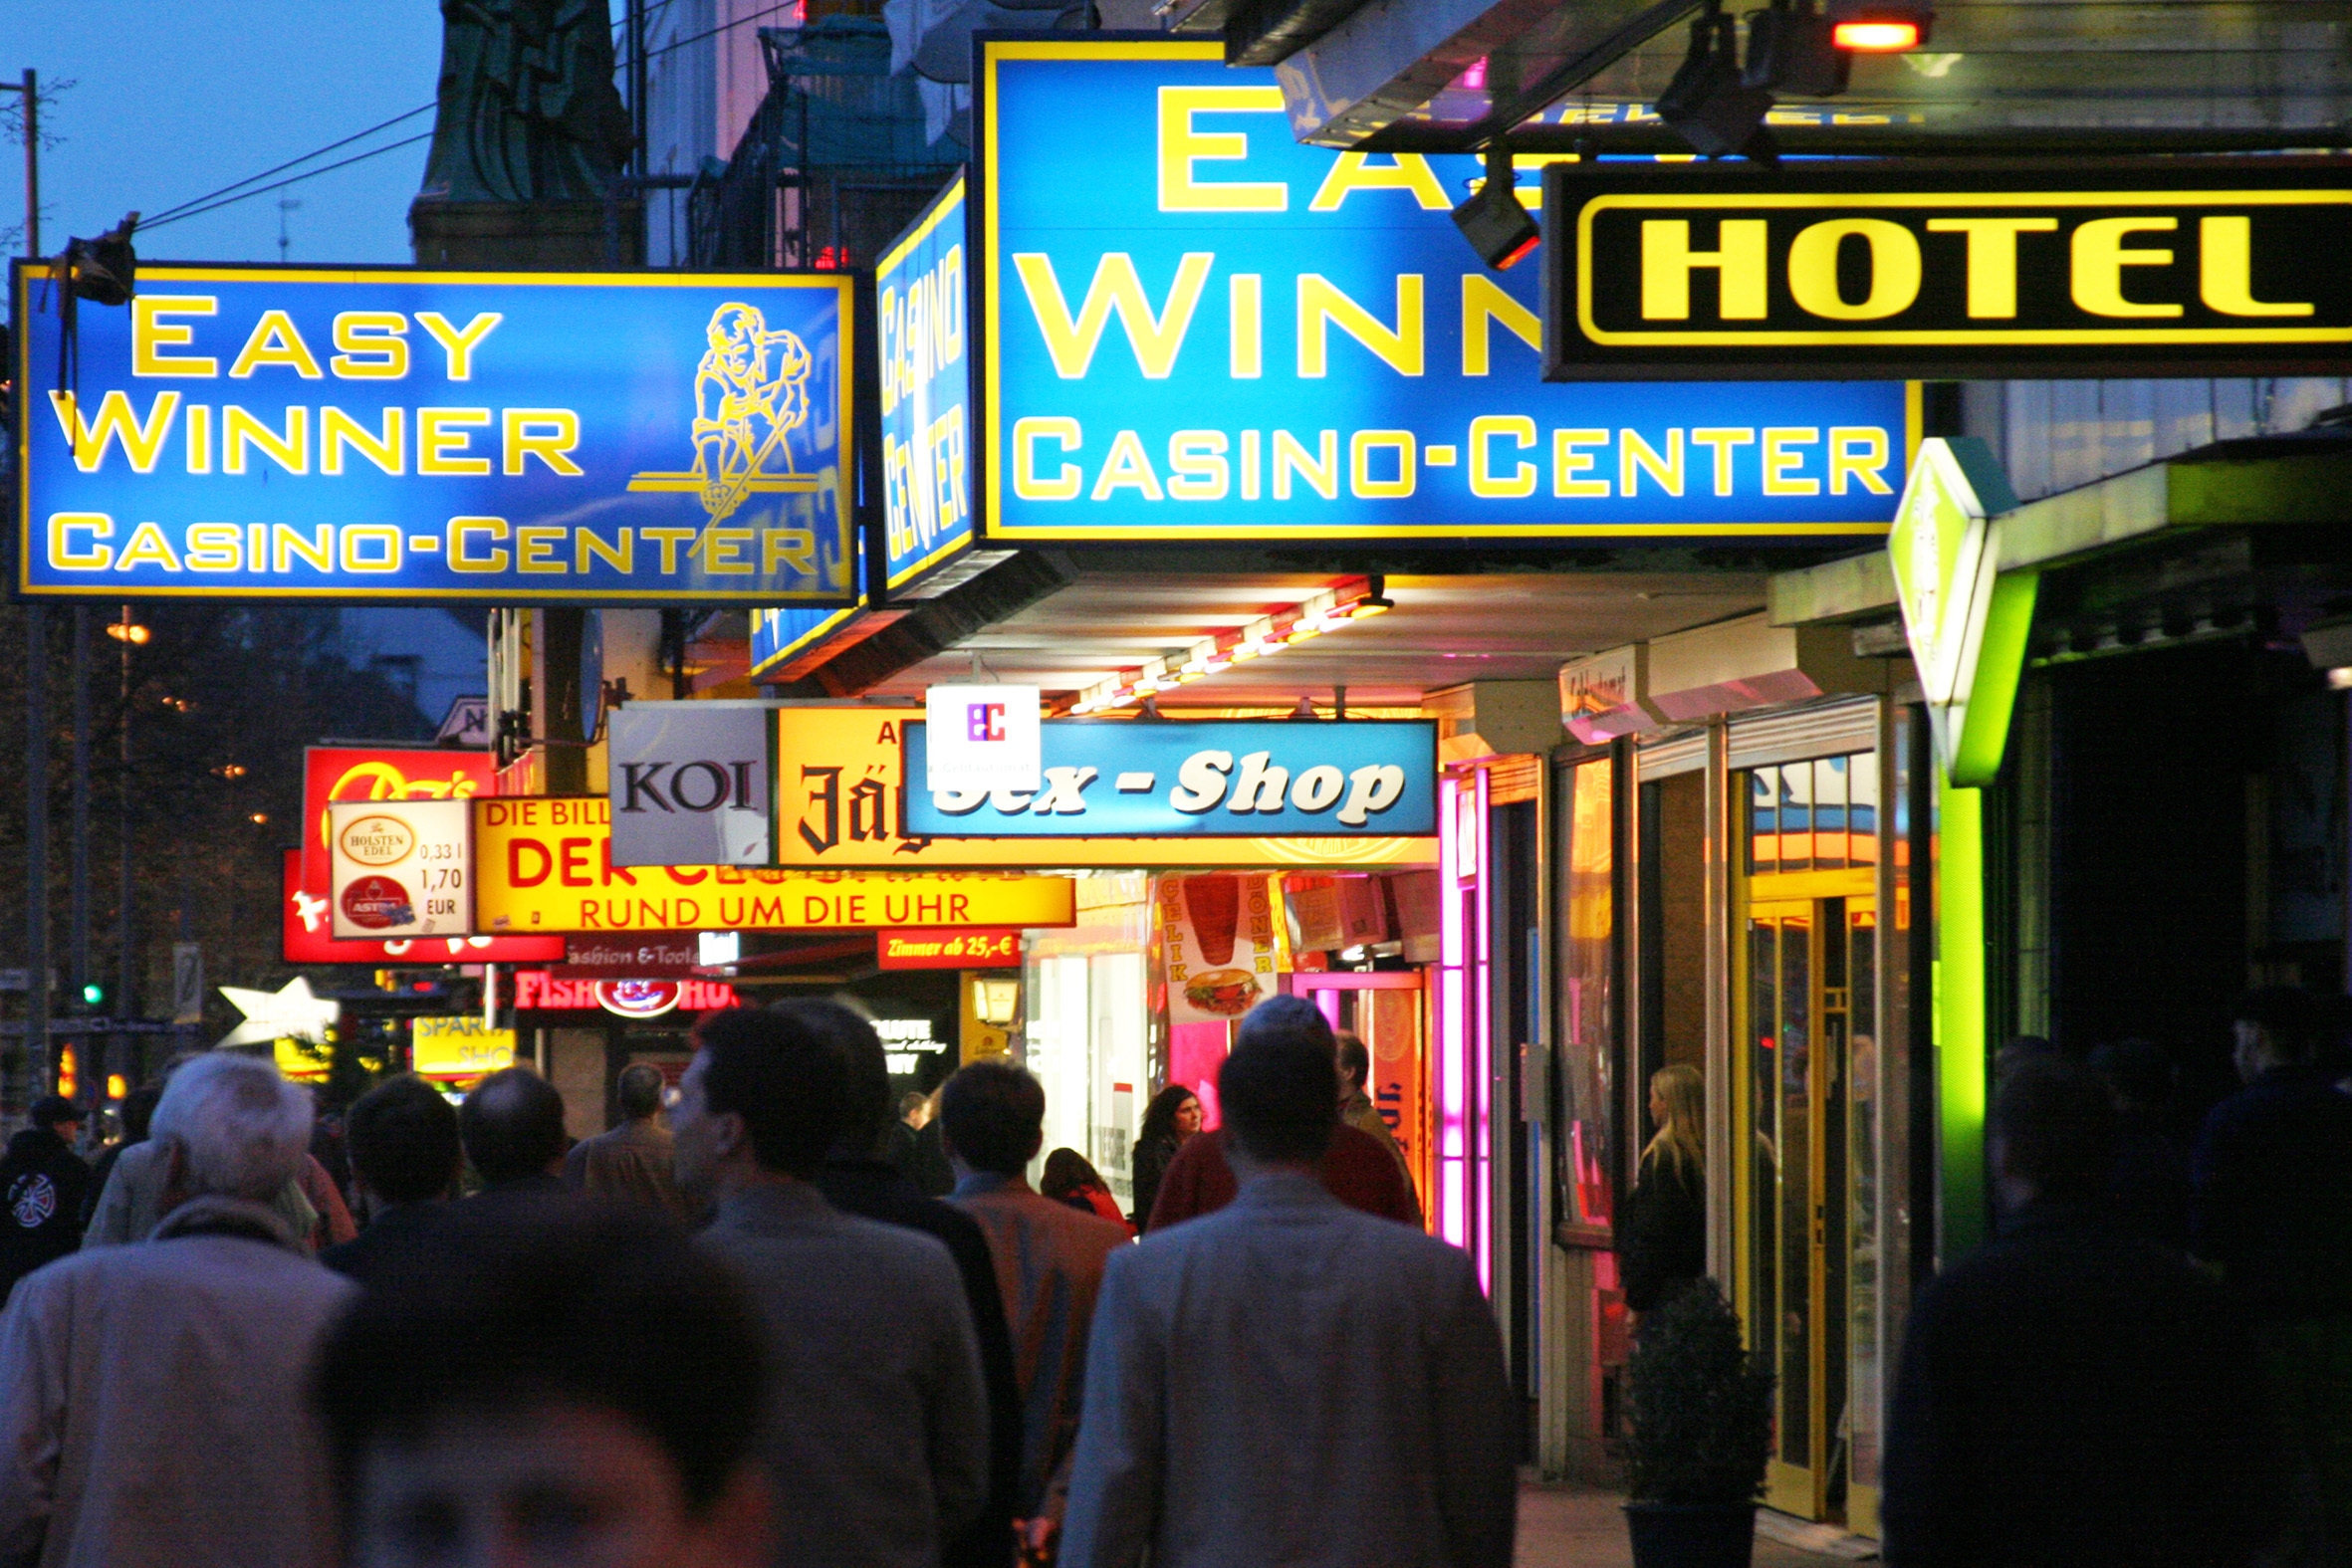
xmin=14 ymin=266 xmax=855 ymax=603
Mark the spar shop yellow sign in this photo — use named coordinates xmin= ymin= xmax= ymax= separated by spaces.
xmin=474 ymin=797 xmax=1074 ymax=932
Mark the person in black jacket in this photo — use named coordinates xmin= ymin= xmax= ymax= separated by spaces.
xmin=1884 ymin=1057 xmax=2280 ymax=1568
xmin=788 ymin=1000 xmax=1027 ymax=1568
xmin=1129 ymin=1083 xmax=1200 ymax=1229
xmin=1617 ymin=1063 xmax=1706 ymax=1316
xmin=0 ymin=1095 xmax=92 ymax=1303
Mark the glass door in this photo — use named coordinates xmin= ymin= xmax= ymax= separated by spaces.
xmin=1735 ymin=755 xmax=1879 ymax=1526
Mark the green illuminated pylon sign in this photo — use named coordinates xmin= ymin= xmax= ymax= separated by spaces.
xmin=1887 ymin=438 xmax=2036 ymax=787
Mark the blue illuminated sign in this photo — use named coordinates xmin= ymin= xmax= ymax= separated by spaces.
xmin=750 ymin=602 xmax=864 ymax=680
xmin=905 ymin=719 xmax=1436 ymax=838
xmin=978 ymin=41 xmax=1914 ymax=543
xmin=14 ymin=266 xmax=855 ymax=602
xmin=879 ymin=174 xmax=976 ymax=592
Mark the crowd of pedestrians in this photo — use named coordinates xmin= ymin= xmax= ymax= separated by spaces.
xmin=0 ymin=994 xmax=1512 ymax=1568
xmin=6 ymin=973 xmax=2341 ymax=1566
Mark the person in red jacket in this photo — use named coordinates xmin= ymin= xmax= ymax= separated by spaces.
xmin=1144 ymin=997 xmax=1421 ymax=1233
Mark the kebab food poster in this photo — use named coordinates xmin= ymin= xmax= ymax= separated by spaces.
xmin=1161 ymin=873 xmax=1291 ymax=1024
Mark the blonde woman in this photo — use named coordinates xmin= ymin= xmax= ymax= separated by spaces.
xmin=1618 ymin=1063 xmax=1707 ymax=1316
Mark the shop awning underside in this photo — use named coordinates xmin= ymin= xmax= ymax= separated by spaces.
xmin=1198 ymin=0 xmax=2352 ymax=153
xmin=1768 ymin=434 xmax=2352 ymax=666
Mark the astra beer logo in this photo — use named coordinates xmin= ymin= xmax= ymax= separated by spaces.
xmin=1545 ymin=161 xmax=2352 ymax=379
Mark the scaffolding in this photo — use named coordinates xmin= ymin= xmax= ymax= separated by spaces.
xmin=687 ymin=18 xmax=962 ymax=271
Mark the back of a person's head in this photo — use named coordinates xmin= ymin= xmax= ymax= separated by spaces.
xmin=693 ymin=1008 xmax=844 ymax=1178
xmin=460 ymin=1067 xmax=568 ymax=1186
xmin=1040 ymin=1147 xmax=1103 ymax=1201
xmin=1334 ymin=1029 xmax=1370 ymax=1089
xmin=313 ymin=1196 xmax=764 ymax=1523
xmin=27 ymin=1094 xmax=76 ymax=1132
xmin=770 ymin=998 xmax=890 ymax=1159
xmin=2088 ymin=1037 xmax=2173 ymax=1112
xmin=118 ymin=1082 xmax=162 ymax=1144
xmin=2235 ymin=987 xmax=2318 ymax=1063
xmin=899 ymin=1090 xmax=928 ymax=1121
xmin=150 ymin=1052 xmax=313 ymax=1202
xmin=347 ymin=1073 xmax=461 ymax=1206
xmin=939 ymin=1061 xmax=1046 ymax=1177
xmin=614 ymin=1062 xmax=666 ymax=1121
xmin=1221 ymin=1000 xmax=1340 ymax=1165
xmin=1237 ymin=993 xmax=1336 ymax=1055
xmin=1992 ymin=1056 xmax=2118 ymax=1202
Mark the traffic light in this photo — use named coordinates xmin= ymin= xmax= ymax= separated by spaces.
xmin=80 ymin=983 xmax=104 ymax=1009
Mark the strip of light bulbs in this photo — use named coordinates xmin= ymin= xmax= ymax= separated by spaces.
xmin=1064 ymin=579 xmax=1392 ymax=716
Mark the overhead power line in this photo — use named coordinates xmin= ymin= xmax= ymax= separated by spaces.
xmin=142 ymin=103 xmax=436 ymax=226
xmin=139 ymin=0 xmax=804 ymax=232
xmin=141 ymin=132 xmax=434 ymax=233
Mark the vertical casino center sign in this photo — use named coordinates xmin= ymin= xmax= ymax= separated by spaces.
xmin=13 ymin=266 xmax=856 ymax=603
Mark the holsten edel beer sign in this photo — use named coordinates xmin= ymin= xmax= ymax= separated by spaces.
xmin=1541 ymin=160 xmax=2352 ymax=380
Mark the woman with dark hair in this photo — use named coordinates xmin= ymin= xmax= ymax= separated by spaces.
xmin=1128 ymin=1084 xmax=1202 ymax=1229
xmin=1042 ymin=1148 xmax=1135 ymax=1236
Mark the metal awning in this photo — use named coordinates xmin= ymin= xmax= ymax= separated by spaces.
xmin=1767 ymin=435 xmax=2352 ymax=662
xmin=1188 ymin=0 xmax=2352 ymax=152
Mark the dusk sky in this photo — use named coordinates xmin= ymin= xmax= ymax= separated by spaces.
xmin=6 ymin=4 xmax=444 ymax=266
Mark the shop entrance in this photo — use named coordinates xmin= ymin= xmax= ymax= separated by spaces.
xmin=1733 ymin=754 xmax=1883 ymax=1531
xmin=1290 ymin=971 xmax=1431 ymax=1225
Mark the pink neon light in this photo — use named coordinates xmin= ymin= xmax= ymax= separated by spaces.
xmin=1437 ymin=775 xmax=1470 ymax=1249
xmin=1472 ymin=766 xmax=1493 ymax=1292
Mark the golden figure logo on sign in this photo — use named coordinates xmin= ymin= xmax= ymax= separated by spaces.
xmin=626 ymin=303 xmax=822 ymax=525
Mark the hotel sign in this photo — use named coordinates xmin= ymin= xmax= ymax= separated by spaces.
xmin=1542 ymin=160 xmax=2352 ymax=380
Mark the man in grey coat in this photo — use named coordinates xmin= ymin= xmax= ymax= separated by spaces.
xmin=0 ymin=1052 xmax=354 ymax=1568
xmin=1060 ymin=996 xmax=1518 ymax=1568
xmin=674 ymin=1007 xmax=990 ymax=1568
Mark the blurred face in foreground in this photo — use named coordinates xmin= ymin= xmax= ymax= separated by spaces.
xmin=353 ymin=1403 xmax=769 ymax=1568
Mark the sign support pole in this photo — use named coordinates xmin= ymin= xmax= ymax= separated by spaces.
xmin=24 ymin=608 xmax=49 ymax=1099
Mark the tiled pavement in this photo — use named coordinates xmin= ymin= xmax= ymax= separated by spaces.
xmin=1517 ymin=1482 xmax=1875 ymax=1566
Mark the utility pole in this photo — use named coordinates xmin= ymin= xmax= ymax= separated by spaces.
xmin=69 ymin=607 xmax=89 ymax=1086
xmin=10 ymin=69 xmax=48 ymax=1097
xmin=115 ymin=606 xmax=134 ymax=1094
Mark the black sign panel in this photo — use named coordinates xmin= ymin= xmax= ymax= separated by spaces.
xmin=1541 ymin=159 xmax=2352 ymax=380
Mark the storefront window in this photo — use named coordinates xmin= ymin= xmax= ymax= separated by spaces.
xmin=1554 ymin=756 xmax=1616 ymax=1232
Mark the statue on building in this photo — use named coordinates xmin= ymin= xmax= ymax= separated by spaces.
xmin=416 ymin=0 xmax=635 ymax=205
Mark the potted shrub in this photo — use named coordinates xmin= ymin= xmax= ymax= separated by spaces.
xmin=1621 ymin=1279 xmax=1775 ymax=1568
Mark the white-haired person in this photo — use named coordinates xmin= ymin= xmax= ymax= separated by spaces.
xmin=0 ymin=1051 xmax=355 ymax=1568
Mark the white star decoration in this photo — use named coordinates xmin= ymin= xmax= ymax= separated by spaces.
xmin=217 ymin=976 xmax=341 ymax=1048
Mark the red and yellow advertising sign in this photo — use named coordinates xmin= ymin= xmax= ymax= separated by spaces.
xmin=281 ymin=851 xmax=566 ymax=965
xmin=289 ymin=750 xmax=566 ymax=964
xmin=473 ymin=798 xmax=1076 ymax=933
xmin=877 ymin=929 xmax=1023 ymax=970
xmin=774 ymin=710 xmax=1437 ymax=869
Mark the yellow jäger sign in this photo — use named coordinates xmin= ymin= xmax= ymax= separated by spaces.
xmin=473 ymin=797 xmax=1075 ymax=932
xmin=774 ymin=709 xmax=1437 ymax=869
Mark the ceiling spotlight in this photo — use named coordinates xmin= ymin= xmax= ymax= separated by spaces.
xmin=1656 ymin=7 xmax=1779 ymax=162
xmin=1451 ymin=142 xmax=1540 ymax=271
xmin=1827 ymin=0 xmax=1932 ymax=49
xmin=1744 ymin=0 xmax=1849 ymax=96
